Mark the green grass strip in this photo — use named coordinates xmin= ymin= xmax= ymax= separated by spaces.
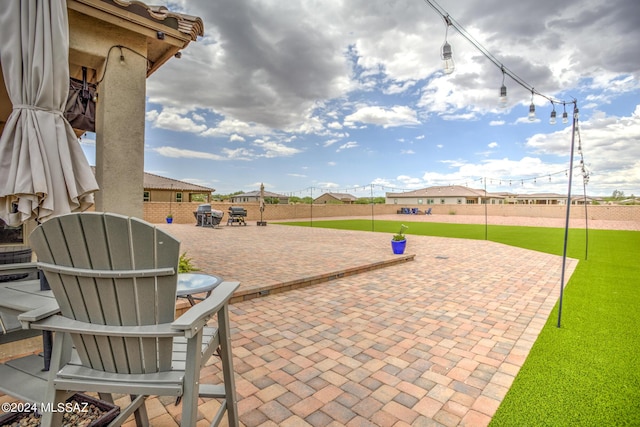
xmin=279 ymin=219 xmax=640 ymax=425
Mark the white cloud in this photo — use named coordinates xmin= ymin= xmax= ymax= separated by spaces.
xmin=149 ymin=110 xmax=208 ymax=133
xmin=336 ymin=141 xmax=359 ymax=152
xmin=252 ymin=140 xmax=303 ymax=158
xmin=192 ymin=113 xmax=206 ymax=122
xmin=323 ymin=139 xmax=339 ymax=147
xmin=153 ymin=146 xmax=226 ymax=161
xmin=317 ymin=182 xmax=340 ymax=189
xmin=344 ymin=106 xmax=420 ymax=128
xmin=488 ymin=142 xmax=499 ymax=148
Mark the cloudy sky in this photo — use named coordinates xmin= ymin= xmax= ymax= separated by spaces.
xmin=82 ymin=0 xmax=640 ymax=198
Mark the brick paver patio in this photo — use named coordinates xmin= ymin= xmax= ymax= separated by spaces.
xmin=1 ymin=218 xmax=581 ymax=426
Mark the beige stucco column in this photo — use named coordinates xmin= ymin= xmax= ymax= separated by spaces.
xmin=68 ymin=10 xmax=149 ymax=218
xmin=94 ymin=43 xmax=147 ymax=218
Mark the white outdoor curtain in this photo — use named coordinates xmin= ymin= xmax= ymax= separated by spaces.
xmin=0 ymin=0 xmax=98 ymax=227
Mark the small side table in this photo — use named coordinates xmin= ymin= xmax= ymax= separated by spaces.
xmin=177 ymin=273 xmax=223 ymax=306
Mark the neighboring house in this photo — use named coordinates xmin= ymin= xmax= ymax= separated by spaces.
xmin=386 ymin=186 xmax=505 ymax=205
xmin=230 ymin=191 xmax=289 ymax=204
xmin=571 ymin=196 xmax=603 ymax=205
xmin=314 ymin=193 xmax=357 ymax=204
xmin=614 ymin=198 xmax=638 ymax=205
xmin=90 ymin=167 xmax=214 ymax=203
xmin=513 ymin=193 xmax=567 ymax=205
xmin=142 ymin=172 xmax=215 ymax=203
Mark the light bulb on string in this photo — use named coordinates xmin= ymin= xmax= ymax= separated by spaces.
xmin=562 ymin=104 xmax=569 ymax=124
xmin=549 ymin=102 xmax=557 ymax=124
xmin=499 ymin=67 xmax=507 ymax=108
xmin=441 ymin=16 xmax=455 ymax=74
xmin=528 ymin=90 xmax=536 ymax=121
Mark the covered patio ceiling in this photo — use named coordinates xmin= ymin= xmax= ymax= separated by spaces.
xmin=1 ymin=0 xmax=203 ymax=133
xmin=0 ymin=0 xmax=203 ymax=219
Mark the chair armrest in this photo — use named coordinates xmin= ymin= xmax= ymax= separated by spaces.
xmin=172 ymin=281 xmax=239 ymax=338
xmin=18 ymin=300 xmax=60 ymax=327
xmin=0 ymin=262 xmax=38 ymax=275
xmin=25 ymin=315 xmax=182 ymax=338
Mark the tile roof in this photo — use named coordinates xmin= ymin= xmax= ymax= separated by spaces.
xmin=386 ymin=185 xmax=498 ymax=198
xmin=142 ymin=171 xmax=214 ymax=192
xmin=90 ymin=167 xmax=214 ymax=192
xmin=104 ymin=0 xmax=204 ymax=40
xmin=234 ymin=190 xmax=288 ymax=198
xmin=321 ymin=192 xmax=357 ymax=200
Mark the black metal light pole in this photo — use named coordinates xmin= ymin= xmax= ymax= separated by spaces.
xmin=484 ymin=177 xmax=488 ymax=241
xmin=557 ymin=102 xmax=578 ymax=328
xmin=371 ymin=184 xmax=375 ymax=232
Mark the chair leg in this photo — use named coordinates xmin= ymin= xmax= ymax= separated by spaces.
xmin=180 ymin=331 xmax=203 ymax=426
xmin=40 ymin=332 xmax=73 ymax=427
xmin=218 ymin=305 xmax=239 ymax=427
xmin=132 ymin=395 xmax=150 ymax=427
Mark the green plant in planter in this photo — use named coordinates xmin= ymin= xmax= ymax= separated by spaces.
xmin=178 ymin=252 xmax=199 ymax=273
xmin=166 ymin=214 xmax=173 ymax=219
xmin=392 ymin=224 xmax=408 ymax=241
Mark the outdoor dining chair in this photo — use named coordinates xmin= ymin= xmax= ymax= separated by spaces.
xmin=26 ymin=212 xmax=239 ymax=427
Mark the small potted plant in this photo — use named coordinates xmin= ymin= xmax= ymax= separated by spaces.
xmin=166 ymin=214 xmax=173 ymax=224
xmin=391 ymin=224 xmax=408 ymax=254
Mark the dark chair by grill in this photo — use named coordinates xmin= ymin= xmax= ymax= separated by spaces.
xmin=227 ymin=206 xmax=247 ymax=226
xmin=194 ymin=204 xmax=224 ymax=228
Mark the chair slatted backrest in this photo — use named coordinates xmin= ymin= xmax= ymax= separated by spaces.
xmin=29 ymin=212 xmax=180 ymax=374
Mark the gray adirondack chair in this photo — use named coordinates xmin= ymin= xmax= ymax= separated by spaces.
xmin=26 ymin=212 xmax=239 ymax=427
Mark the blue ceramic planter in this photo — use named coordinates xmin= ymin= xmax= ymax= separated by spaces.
xmin=166 ymin=217 xmax=173 ymax=224
xmin=391 ymin=239 xmax=406 ymax=254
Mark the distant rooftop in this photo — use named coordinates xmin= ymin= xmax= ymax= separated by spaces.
xmin=91 ymin=167 xmax=214 ymax=192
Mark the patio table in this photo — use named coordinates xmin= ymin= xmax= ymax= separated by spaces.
xmin=0 ymin=280 xmax=58 ymax=403
xmin=177 ymin=273 xmax=223 ymax=305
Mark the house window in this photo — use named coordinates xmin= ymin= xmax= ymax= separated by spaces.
xmin=457 ymin=199 xmax=462 ymax=204
xmin=427 ymin=199 xmax=434 ymax=205
xmin=143 ymin=191 xmax=150 ymax=202
xmin=394 ymin=199 xmax=398 ymax=204
xmin=418 ymin=199 xmax=423 ymax=204
xmin=176 ymin=192 xmax=183 ymax=203
xmin=440 ymin=199 xmax=445 ymax=204
xmin=466 ymin=199 xmax=475 ymax=204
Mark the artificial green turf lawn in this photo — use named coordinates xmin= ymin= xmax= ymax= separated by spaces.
xmin=280 ymin=219 xmax=640 ymax=426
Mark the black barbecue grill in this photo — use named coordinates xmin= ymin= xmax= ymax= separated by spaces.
xmin=227 ymin=206 xmax=247 ymax=226
xmin=193 ymin=204 xmax=223 ymax=227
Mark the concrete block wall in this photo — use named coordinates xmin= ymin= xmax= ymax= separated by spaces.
xmin=143 ymin=202 xmax=639 ymax=224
